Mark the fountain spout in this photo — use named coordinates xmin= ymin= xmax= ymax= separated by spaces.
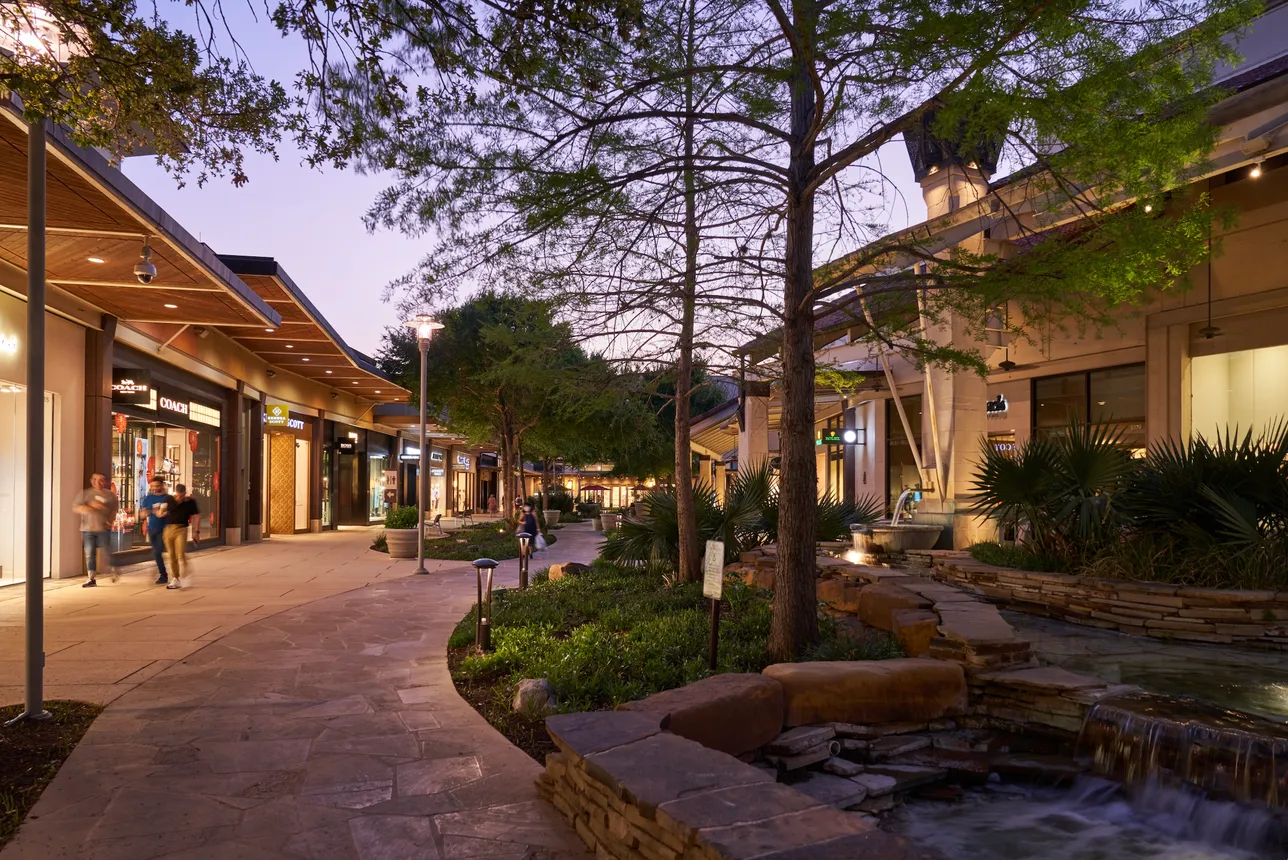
xmin=891 ymin=488 xmax=916 ymax=523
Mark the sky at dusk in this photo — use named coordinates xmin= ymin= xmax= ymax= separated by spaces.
xmin=122 ymin=7 xmax=928 ymax=358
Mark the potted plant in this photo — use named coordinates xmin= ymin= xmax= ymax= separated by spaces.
xmin=383 ymin=505 xmax=421 ymax=558
xmin=544 ymin=506 xmax=561 ymax=526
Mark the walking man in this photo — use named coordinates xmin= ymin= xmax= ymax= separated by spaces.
xmin=138 ymin=478 xmax=173 ymax=584
xmin=73 ymin=473 xmax=119 ymax=587
xmin=163 ymin=483 xmax=201 ymax=590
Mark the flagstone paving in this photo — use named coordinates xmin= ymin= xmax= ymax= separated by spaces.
xmin=1 ymin=524 xmax=601 ymax=859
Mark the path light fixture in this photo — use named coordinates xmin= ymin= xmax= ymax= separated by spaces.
xmin=403 ymin=313 xmax=443 ymax=575
xmin=471 ymin=558 xmax=499 ymax=651
xmin=517 ymin=532 xmax=531 ymax=589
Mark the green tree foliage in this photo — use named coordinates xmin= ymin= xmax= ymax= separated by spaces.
xmin=282 ymin=0 xmax=1256 ymax=657
xmin=1 ymin=0 xmax=286 ymax=185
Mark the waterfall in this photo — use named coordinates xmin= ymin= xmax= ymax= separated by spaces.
xmin=1082 ymin=690 xmax=1288 ymax=809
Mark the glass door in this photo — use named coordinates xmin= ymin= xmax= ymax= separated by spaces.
xmin=0 ymin=385 xmax=56 ymax=586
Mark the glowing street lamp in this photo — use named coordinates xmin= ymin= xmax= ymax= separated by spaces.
xmin=403 ymin=313 xmax=443 ymax=575
xmin=517 ymin=532 xmax=531 ymax=589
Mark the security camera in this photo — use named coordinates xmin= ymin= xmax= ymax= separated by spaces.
xmin=331 ymin=392 xmax=339 ymax=400
xmin=134 ymin=242 xmax=157 ymax=285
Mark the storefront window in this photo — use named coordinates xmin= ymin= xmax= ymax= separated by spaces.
xmin=321 ymin=448 xmax=332 ymax=527
xmin=887 ymin=396 xmax=923 ymax=515
xmin=112 ymin=414 xmax=220 ymax=551
xmin=368 ymin=454 xmax=390 ymax=521
xmin=1034 ymin=364 xmax=1146 ymax=453
xmin=0 ymin=384 xmax=55 ymax=586
xmin=1192 ymin=346 xmax=1288 ymax=440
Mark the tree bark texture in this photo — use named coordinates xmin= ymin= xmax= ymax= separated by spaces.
xmin=673 ymin=0 xmax=702 ymax=583
xmin=769 ymin=4 xmax=821 ymax=661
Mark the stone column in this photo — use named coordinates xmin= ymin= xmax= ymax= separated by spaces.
xmin=222 ymin=387 xmax=243 ymax=545
xmin=309 ymin=418 xmax=323 ymax=532
xmin=738 ymin=382 xmax=771 ymax=470
xmin=82 ymin=314 xmax=116 ymax=483
xmin=1147 ymin=322 xmax=1191 ymax=446
xmin=246 ymin=393 xmax=265 ymax=541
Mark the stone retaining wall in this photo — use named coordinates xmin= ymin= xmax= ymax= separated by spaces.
xmin=538 ymin=711 xmax=915 ymax=860
xmin=930 ymin=555 xmax=1288 ymax=650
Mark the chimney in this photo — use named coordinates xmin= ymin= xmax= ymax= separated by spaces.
xmin=904 ymin=112 xmax=1001 ymax=220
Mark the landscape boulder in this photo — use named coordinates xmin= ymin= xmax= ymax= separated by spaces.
xmin=547 ymin=562 xmax=592 ymax=582
xmin=890 ymin=608 xmax=940 ymax=657
xmin=816 ymin=579 xmax=863 ymax=614
xmin=512 ymin=678 xmax=557 ymax=716
xmin=763 ymin=659 xmax=968 ymax=727
xmin=617 ymin=673 xmax=784 ymax=757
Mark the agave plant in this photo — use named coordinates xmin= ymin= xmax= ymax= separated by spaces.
xmin=1119 ymin=422 xmax=1288 ymax=551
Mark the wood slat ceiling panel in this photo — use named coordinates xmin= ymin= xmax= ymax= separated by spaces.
xmin=258 ymin=341 xmax=346 ymax=357
xmin=228 ymin=323 xmax=322 ymax=340
xmin=0 ymin=230 xmax=207 ymax=288
xmin=269 ymin=303 xmax=312 ymax=324
xmin=0 ymin=121 xmax=136 ymax=232
xmin=234 ymin=334 xmax=333 ymax=350
xmin=54 ymin=283 xmax=263 ymax=324
xmin=240 ymin=274 xmax=294 ymax=302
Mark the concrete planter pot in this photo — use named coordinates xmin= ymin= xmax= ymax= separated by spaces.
xmin=601 ymin=513 xmax=621 ymax=531
xmin=545 ymin=511 xmax=561 ymax=526
xmin=385 ymin=528 xmax=419 ymax=559
xmin=591 ymin=516 xmax=603 ymax=532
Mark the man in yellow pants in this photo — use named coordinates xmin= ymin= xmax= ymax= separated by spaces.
xmin=163 ymin=483 xmax=201 ymax=590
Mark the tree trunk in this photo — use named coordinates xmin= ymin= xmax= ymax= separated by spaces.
xmin=542 ymin=458 xmax=551 ymax=510
xmin=516 ymin=437 xmax=526 ymax=507
xmin=673 ymin=0 xmax=701 ymax=583
xmin=498 ymin=433 xmax=510 ymax=515
xmin=769 ymin=6 xmax=820 ymax=662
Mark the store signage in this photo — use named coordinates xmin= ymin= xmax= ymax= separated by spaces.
xmin=817 ymin=428 xmax=864 ymax=446
xmin=430 ymin=467 xmax=445 ymax=477
xmin=479 ymin=453 xmax=498 ymax=468
xmin=986 ymin=394 xmax=1008 ymax=415
xmin=456 ymin=454 xmax=471 ymax=468
xmin=337 ymin=438 xmax=357 ymax=454
xmin=0 ymin=334 xmax=16 ymax=355
xmin=400 ymin=445 xmax=420 ymax=460
xmin=111 ymin=369 xmax=152 ymax=405
xmin=158 ymin=395 xmax=189 ymax=416
xmin=430 ymin=450 xmax=444 ymax=462
xmin=264 ymin=403 xmax=305 ymax=431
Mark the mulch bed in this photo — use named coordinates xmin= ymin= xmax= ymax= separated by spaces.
xmin=0 ymin=700 xmax=103 ymax=848
xmin=447 ymin=648 xmax=559 ymax=764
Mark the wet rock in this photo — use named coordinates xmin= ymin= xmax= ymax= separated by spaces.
xmin=618 ymin=673 xmax=784 ymax=757
xmin=791 ymin=772 xmax=870 ymax=810
xmin=512 ymin=678 xmax=557 ymax=716
xmin=766 ymin=725 xmax=836 ymax=755
xmin=990 ymin=753 xmax=1087 ymax=786
xmin=855 ymin=794 xmax=897 ymax=813
xmin=868 ymin=735 xmax=931 ymax=761
xmin=834 ymin=721 xmax=928 ymax=739
xmin=864 ymin=763 xmax=948 ymax=793
xmin=858 ymin=584 xmax=934 ymax=631
xmin=849 ymin=772 xmax=898 ymax=797
xmin=766 ymin=747 xmax=833 ymax=772
xmin=916 ymin=784 xmax=964 ymax=802
xmin=823 ymin=756 xmax=864 ymax=777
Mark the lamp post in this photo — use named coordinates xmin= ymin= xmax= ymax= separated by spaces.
xmin=1 ymin=4 xmax=75 ymax=727
xmin=403 ymin=314 xmax=443 ymax=576
xmin=471 ymin=557 xmax=498 ymax=651
xmin=517 ymin=532 xmax=531 ymax=589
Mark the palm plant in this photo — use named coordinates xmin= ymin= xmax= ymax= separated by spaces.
xmin=970 ymin=419 xmax=1130 ymax=557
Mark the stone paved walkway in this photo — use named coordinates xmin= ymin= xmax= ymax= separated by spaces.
xmin=1 ymin=524 xmax=601 ymax=859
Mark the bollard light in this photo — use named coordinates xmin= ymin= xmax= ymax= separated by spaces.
xmin=471 ymin=557 xmax=499 ymax=651
xmin=517 ymin=532 xmax=531 ymax=589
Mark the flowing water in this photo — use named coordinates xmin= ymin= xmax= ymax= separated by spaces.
xmin=887 ymin=778 xmax=1284 ymax=860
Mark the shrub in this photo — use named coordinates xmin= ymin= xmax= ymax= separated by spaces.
xmin=601 ymin=461 xmax=884 ymax=573
xmin=968 ymin=541 xmax=1067 ymax=573
xmin=449 ymin=561 xmax=899 ymax=712
xmin=384 ymin=505 xmax=420 ymax=530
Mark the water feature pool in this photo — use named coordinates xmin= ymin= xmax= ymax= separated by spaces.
xmin=1003 ymin=611 xmax=1288 ymax=721
xmin=887 ymin=779 xmax=1282 ymax=860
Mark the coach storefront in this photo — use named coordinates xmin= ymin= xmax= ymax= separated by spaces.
xmin=109 ymin=351 xmax=225 ymax=555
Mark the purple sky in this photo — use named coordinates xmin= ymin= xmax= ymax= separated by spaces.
xmin=123 ymin=9 xmax=927 ymax=357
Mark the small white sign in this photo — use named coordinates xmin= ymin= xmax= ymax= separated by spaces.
xmin=702 ymin=540 xmax=726 ymax=599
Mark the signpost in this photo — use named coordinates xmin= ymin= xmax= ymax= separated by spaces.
xmin=703 ymin=540 xmax=725 ymax=671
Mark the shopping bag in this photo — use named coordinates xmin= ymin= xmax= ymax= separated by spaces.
xmin=535 ymin=534 xmax=548 ymax=552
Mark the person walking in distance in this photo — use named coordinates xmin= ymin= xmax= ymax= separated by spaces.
xmin=517 ymin=504 xmax=540 ymax=561
xmin=73 ymin=473 xmax=119 ymax=587
xmin=163 ymin=483 xmax=201 ymax=590
xmin=139 ymin=478 xmax=173 ymax=584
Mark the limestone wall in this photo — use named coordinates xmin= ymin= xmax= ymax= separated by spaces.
xmin=931 ymin=555 xmax=1288 ymax=650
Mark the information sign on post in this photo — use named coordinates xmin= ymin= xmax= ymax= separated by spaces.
xmin=703 ymin=540 xmax=725 ymax=670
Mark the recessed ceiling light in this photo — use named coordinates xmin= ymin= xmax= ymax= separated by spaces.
xmin=325 ymin=370 xmax=332 ymax=374
xmin=285 ymin=344 xmax=293 ymax=349
xmin=87 ymin=256 xmax=105 ymax=264
xmin=375 ymin=390 xmax=381 ymax=393
xmin=352 ymin=381 xmax=358 ymax=385
xmin=264 ymin=328 xmax=274 ymax=333
xmin=302 ymin=357 xmax=310 ymax=362
xmin=164 ymin=303 xmax=178 ymax=309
